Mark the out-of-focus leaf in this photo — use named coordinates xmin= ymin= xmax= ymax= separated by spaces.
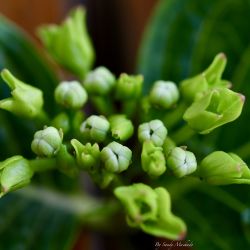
xmin=0 ymin=15 xmax=60 ymax=159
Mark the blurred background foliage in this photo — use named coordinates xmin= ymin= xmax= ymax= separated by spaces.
xmin=1 ymin=0 xmax=250 ymax=249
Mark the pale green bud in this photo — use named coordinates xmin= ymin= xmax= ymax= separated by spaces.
xmin=180 ymin=53 xmax=230 ymax=102
xmin=80 ymin=115 xmax=110 ymax=142
xmin=109 ymin=115 xmax=134 ymax=141
xmin=149 ymin=81 xmax=179 ymax=109
xmin=84 ymin=67 xmax=115 ymax=95
xmin=0 ymin=69 xmax=44 ymax=118
xmin=71 ymin=139 xmax=100 ymax=170
xmin=198 ymin=151 xmax=250 ymax=185
xmin=114 ymin=183 xmax=186 ymax=240
xmin=166 ymin=147 xmax=197 ymax=178
xmin=101 ymin=142 xmax=132 ymax=173
xmin=183 ymin=88 xmax=245 ymax=134
xmin=38 ymin=7 xmax=94 ymax=79
xmin=51 ymin=112 xmax=70 ymax=134
xmin=141 ymin=141 xmax=166 ymax=177
xmin=31 ymin=126 xmax=63 ymax=158
xmin=54 ymin=81 xmax=88 ymax=109
xmin=0 ymin=156 xmax=33 ymax=196
xmin=138 ymin=120 xmax=167 ymax=146
xmin=115 ymin=73 xmax=143 ymax=100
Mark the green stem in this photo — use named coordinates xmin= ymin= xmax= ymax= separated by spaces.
xmin=122 ymin=100 xmax=136 ymax=118
xmin=16 ymin=186 xmax=119 ymax=230
xmin=91 ymin=96 xmax=115 ymax=116
xmin=198 ymin=185 xmax=247 ymax=213
xmin=35 ymin=109 xmax=50 ymax=126
xmin=163 ymin=102 xmax=187 ymax=129
xmin=171 ymin=124 xmax=196 ymax=145
xmin=29 ymin=158 xmax=57 ymax=172
xmin=234 ymin=142 xmax=250 ymax=160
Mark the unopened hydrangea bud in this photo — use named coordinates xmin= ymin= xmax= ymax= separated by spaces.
xmin=149 ymin=81 xmax=179 ymax=109
xmin=183 ymin=88 xmax=245 ymax=134
xmin=101 ymin=141 xmax=132 ymax=173
xmin=71 ymin=139 xmax=100 ymax=170
xmin=198 ymin=151 xmax=250 ymax=185
xmin=115 ymin=73 xmax=143 ymax=100
xmin=166 ymin=147 xmax=197 ymax=178
xmin=109 ymin=115 xmax=134 ymax=141
xmin=54 ymin=81 xmax=88 ymax=109
xmin=0 ymin=69 xmax=44 ymax=118
xmin=38 ymin=7 xmax=94 ymax=79
xmin=51 ymin=112 xmax=70 ymax=134
xmin=141 ymin=141 xmax=166 ymax=177
xmin=180 ymin=53 xmax=230 ymax=102
xmin=114 ymin=183 xmax=186 ymax=240
xmin=80 ymin=115 xmax=110 ymax=142
xmin=84 ymin=67 xmax=115 ymax=95
xmin=31 ymin=126 xmax=63 ymax=158
xmin=138 ymin=120 xmax=167 ymax=146
xmin=0 ymin=156 xmax=33 ymax=196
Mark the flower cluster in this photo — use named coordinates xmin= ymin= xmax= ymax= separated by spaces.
xmin=0 ymin=7 xmax=249 ymax=240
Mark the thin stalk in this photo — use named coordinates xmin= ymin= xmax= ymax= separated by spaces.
xmin=29 ymin=158 xmax=57 ymax=172
xmin=234 ymin=142 xmax=250 ymax=160
xmin=171 ymin=124 xmax=196 ymax=145
xmin=91 ymin=96 xmax=115 ymax=116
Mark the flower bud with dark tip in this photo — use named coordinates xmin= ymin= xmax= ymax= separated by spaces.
xmin=54 ymin=81 xmax=88 ymax=109
xmin=141 ymin=141 xmax=166 ymax=177
xmin=0 ymin=69 xmax=44 ymax=118
xmin=38 ymin=7 xmax=94 ymax=79
xmin=80 ymin=115 xmax=110 ymax=142
xmin=183 ymin=88 xmax=245 ymax=134
xmin=198 ymin=151 xmax=250 ymax=185
xmin=115 ymin=73 xmax=143 ymax=100
xmin=109 ymin=115 xmax=134 ymax=141
xmin=180 ymin=53 xmax=230 ymax=102
xmin=101 ymin=141 xmax=132 ymax=173
xmin=166 ymin=147 xmax=197 ymax=178
xmin=138 ymin=119 xmax=167 ymax=146
xmin=84 ymin=67 xmax=115 ymax=95
xmin=149 ymin=81 xmax=179 ymax=109
xmin=0 ymin=156 xmax=33 ymax=196
xmin=71 ymin=139 xmax=100 ymax=170
xmin=31 ymin=126 xmax=63 ymax=158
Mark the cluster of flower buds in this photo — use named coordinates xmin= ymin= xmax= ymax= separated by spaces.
xmin=1 ymin=6 xmax=249 ymax=241
xmin=114 ymin=183 xmax=186 ymax=240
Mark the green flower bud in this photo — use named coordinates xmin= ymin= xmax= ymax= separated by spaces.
xmin=84 ymin=67 xmax=115 ymax=95
xmin=141 ymin=187 xmax=187 ymax=240
xmin=149 ymin=81 xmax=179 ymax=109
xmin=109 ymin=115 xmax=134 ymax=141
xmin=31 ymin=126 xmax=63 ymax=158
xmin=115 ymin=73 xmax=143 ymax=100
xmin=166 ymin=147 xmax=197 ymax=178
xmin=114 ymin=183 xmax=186 ymax=240
xmin=183 ymin=88 xmax=245 ymax=134
xmin=180 ymin=53 xmax=230 ymax=102
xmin=54 ymin=81 xmax=88 ymax=109
xmin=51 ymin=112 xmax=70 ymax=134
xmin=101 ymin=142 xmax=132 ymax=173
xmin=138 ymin=119 xmax=167 ymax=146
xmin=198 ymin=151 xmax=250 ymax=185
xmin=0 ymin=69 xmax=44 ymax=118
xmin=80 ymin=115 xmax=110 ymax=142
xmin=71 ymin=139 xmax=100 ymax=170
xmin=38 ymin=7 xmax=94 ymax=79
xmin=141 ymin=141 xmax=166 ymax=177
xmin=0 ymin=156 xmax=33 ymax=196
